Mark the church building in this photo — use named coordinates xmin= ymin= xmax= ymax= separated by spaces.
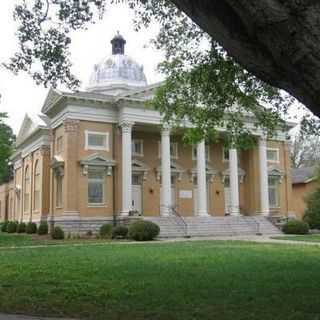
xmin=0 ymin=33 xmax=294 ymax=236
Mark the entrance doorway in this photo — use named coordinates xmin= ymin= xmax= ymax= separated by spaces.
xmin=224 ymin=177 xmax=231 ymax=215
xmin=132 ymin=175 xmax=142 ymax=214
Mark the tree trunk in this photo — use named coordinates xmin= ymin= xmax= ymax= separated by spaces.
xmin=172 ymin=0 xmax=320 ymax=117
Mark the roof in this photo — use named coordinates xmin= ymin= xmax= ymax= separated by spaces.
xmin=16 ymin=114 xmax=49 ymax=147
xmin=292 ymin=166 xmax=318 ymax=184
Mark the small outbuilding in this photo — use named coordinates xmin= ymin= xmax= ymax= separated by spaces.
xmin=292 ymin=166 xmax=319 ymax=219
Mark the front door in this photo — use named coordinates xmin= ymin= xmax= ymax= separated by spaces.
xmin=224 ymin=177 xmax=231 ymax=215
xmin=171 ymin=187 xmax=176 ymax=209
xmin=132 ymin=175 xmax=142 ymax=214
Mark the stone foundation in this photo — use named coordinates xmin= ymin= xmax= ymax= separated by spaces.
xmin=47 ymin=216 xmax=141 ymax=234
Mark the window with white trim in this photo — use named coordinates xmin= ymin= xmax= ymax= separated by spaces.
xmin=24 ymin=166 xmax=30 ymax=212
xmin=33 ymin=160 xmax=41 ymax=211
xmin=132 ymin=139 xmax=143 ymax=156
xmin=268 ymin=177 xmax=280 ymax=208
xmin=192 ymin=145 xmax=210 ymax=161
xmin=222 ymin=148 xmax=229 ymax=161
xmin=158 ymin=142 xmax=179 ymax=159
xmin=85 ymin=131 xmax=109 ymax=151
xmin=267 ymin=148 xmax=279 ymax=163
xmin=56 ymin=175 xmax=63 ymax=208
xmin=56 ymin=136 xmax=64 ymax=154
xmin=88 ymin=169 xmax=105 ymax=206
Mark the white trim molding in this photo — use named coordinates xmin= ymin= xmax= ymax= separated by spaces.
xmin=266 ymin=147 xmax=280 ymax=163
xmin=85 ymin=130 xmax=110 ymax=151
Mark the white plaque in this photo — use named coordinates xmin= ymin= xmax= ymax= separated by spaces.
xmin=179 ymin=190 xmax=193 ymax=199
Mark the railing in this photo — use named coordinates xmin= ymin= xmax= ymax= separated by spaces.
xmin=248 ymin=217 xmax=261 ymax=235
xmin=161 ymin=205 xmax=189 ymax=238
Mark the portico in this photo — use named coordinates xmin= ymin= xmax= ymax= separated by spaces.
xmin=119 ymin=122 xmax=271 ymax=218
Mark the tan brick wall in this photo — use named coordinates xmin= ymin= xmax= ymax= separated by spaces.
xmin=292 ymin=180 xmax=318 ymax=219
xmin=0 ymin=181 xmax=15 ymax=222
xmin=14 ymin=119 xmax=293 ymax=221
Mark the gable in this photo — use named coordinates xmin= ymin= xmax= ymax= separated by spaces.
xmin=120 ymin=82 xmax=164 ymax=101
xmin=16 ymin=114 xmax=37 ymax=146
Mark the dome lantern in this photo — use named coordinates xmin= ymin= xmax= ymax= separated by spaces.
xmin=111 ymin=31 xmax=126 ymax=55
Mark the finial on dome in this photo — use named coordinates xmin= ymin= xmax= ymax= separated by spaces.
xmin=111 ymin=31 xmax=126 ymax=55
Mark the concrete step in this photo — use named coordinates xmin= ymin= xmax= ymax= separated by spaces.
xmin=144 ymin=215 xmax=282 ymax=238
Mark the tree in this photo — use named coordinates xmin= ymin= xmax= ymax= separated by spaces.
xmin=5 ymin=0 xmax=320 ymax=119
xmin=170 ymin=0 xmax=320 ymax=119
xmin=0 ymin=113 xmax=15 ymax=184
xmin=290 ymin=131 xmax=320 ymax=169
xmin=2 ymin=1 xmax=304 ymax=146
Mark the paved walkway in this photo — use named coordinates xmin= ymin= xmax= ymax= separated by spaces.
xmin=1 ymin=235 xmax=320 ymax=251
xmin=163 ymin=235 xmax=320 ymax=246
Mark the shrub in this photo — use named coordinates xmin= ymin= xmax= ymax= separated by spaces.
xmin=26 ymin=222 xmax=37 ymax=234
xmin=52 ymin=226 xmax=65 ymax=240
xmin=99 ymin=224 xmax=113 ymax=239
xmin=86 ymin=230 xmax=93 ymax=237
xmin=1 ymin=221 xmax=8 ymax=232
xmin=17 ymin=222 xmax=26 ymax=233
xmin=128 ymin=220 xmax=160 ymax=241
xmin=112 ymin=225 xmax=128 ymax=239
xmin=7 ymin=221 xmax=18 ymax=233
xmin=37 ymin=222 xmax=49 ymax=235
xmin=282 ymin=220 xmax=310 ymax=235
xmin=304 ymin=188 xmax=320 ymax=229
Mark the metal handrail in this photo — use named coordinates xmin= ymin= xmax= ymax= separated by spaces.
xmin=161 ymin=205 xmax=189 ymax=237
xmin=248 ymin=216 xmax=261 ymax=235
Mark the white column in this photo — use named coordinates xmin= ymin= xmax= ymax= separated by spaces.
xmin=160 ymin=127 xmax=172 ymax=216
xmin=259 ymin=138 xmax=270 ymax=216
xmin=197 ymin=140 xmax=208 ymax=216
xmin=120 ymin=121 xmax=133 ymax=216
xmin=229 ymin=148 xmax=240 ymax=216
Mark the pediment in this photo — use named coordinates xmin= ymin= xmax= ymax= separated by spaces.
xmin=50 ymin=155 xmax=64 ymax=168
xmin=120 ymin=82 xmax=164 ymax=101
xmin=192 ymin=162 xmax=218 ymax=175
xmin=222 ymin=167 xmax=246 ymax=177
xmin=156 ymin=160 xmax=185 ymax=173
xmin=80 ymin=153 xmax=116 ymax=167
xmin=132 ymin=159 xmax=149 ymax=171
xmin=16 ymin=114 xmax=37 ymax=145
xmin=41 ymin=88 xmax=62 ymax=114
xmin=268 ymin=165 xmax=285 ymax=177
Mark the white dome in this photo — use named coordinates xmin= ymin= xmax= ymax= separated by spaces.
xmin=87 ymin=33 xmax=147 ymax=94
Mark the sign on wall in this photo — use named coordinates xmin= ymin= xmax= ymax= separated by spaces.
xmin=179 ymin=190 xmax=193 ymax=199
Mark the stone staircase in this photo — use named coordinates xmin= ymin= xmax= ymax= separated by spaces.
xmin=144 ymin=215 xmax=281 ymax=238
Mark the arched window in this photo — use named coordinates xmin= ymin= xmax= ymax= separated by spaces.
xmin=34 ymin=161 xmax=40 ymax=210
xmin=24 ymin=166 xmax=30 ymax=212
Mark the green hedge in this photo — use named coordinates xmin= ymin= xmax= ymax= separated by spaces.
xmin=128 ymin=220 xmax=160 ymax=241
xmin=282 ymin=220 xmax=310 ymax=235
xmin=38 ymin=222 xmax=49 ymax=235
xmin=112 ymin=225 xmax=128 ymax=239
xmin=7 ymin=221 xmax=18 ymax=233
xmin=17 ymin=222 xmax=26 ymax=233
xmin=52 ymin=226 xmax=64 ymax=240
xmin=99 ymin=224 xmax=113 ymax=239
xmin=1 ymin=221 xmax=8 ymax=232
xmin=26 ymin=222 xmax=37 ymax=234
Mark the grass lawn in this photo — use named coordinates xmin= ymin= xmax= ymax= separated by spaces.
xmin=0 ymin=239 xmax=320 ymax=320
xmin=272 ymin=234 xmax=320 ymax=242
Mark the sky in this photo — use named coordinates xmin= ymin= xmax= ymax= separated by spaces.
xmin=0 ymin=1 xmax=164 ymax=134
xmin=0 ymin=1 xmax=311 ymax=136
